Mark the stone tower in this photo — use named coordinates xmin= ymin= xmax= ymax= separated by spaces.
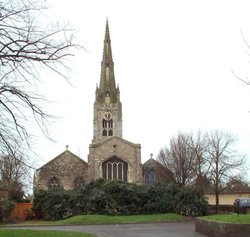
xmin=93 ymin=19 xmax=122 ymax=142
xmin=88 ymin=20 xmax=143 ymax=183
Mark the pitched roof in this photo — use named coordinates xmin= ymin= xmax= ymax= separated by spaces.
xmin=90 ymin=135 xmax=141 ymax=148
xmin=35 ymin=149 xmax=87 ymax=171
xmin=142 ymin=158 xmax=175 ymax=183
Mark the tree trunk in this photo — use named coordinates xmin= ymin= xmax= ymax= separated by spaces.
xmin=215 ymin=190 xmax=219 ymax=213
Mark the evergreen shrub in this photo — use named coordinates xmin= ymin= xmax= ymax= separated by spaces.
xmin=174 ymin=187 xmax=208 ymax=217
xmin=0 ymin=199 xmax=15 ymax=222
xmin=33 ymin=179 xmax=208 ymax=220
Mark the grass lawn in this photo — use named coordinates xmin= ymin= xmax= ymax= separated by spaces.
xmin=59 ymin=213 xmax=184 ymax=225
xmin=202 ymin=214 xmax=250 ymax=224
xmin=0 ymin=230 xmax=96 ymax=237
xmin=1 ymin=213 xmax=184 ymax=227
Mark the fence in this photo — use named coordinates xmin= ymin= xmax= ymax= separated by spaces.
xmin=10 ymin=203 xmax=33 ymax=220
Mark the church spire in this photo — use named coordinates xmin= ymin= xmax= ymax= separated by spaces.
xmin=104 ymin=18 xmax=111 ymax=46
xmin=96 ymin=19 xmax=119 ymax=103
xmin=93 ymin=19 xmax=122 ymax=142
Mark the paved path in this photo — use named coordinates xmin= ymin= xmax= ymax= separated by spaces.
xmin=9 ymin=222 xmax=206 ymax=237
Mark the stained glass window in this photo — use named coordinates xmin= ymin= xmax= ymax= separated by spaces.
xmin=102 ymin=156 xmax=128 ymax=181
xmin=48 ymin=176 xmax=61 ymax=190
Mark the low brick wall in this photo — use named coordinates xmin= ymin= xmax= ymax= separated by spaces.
xmin=195 ymin=218 xmax=250 ymax=237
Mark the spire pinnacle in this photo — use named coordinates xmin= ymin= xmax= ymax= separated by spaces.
xmin=105 ymin=18 xmax=110 ymax=41
xmin=96 ymin=19 xmax=119 ymax=103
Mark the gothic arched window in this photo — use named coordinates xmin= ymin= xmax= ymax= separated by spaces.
xmin=48 ymin=176 xmax=62 ymax=190
xmin=102 ymin=119 xmax=113 ymax=137
xmin=144 ymin=169 xmax=156 ymax=186
xmin=102 ymin=156 xmax=128 ymax=181
xmin=73 ymin=176 xmax=85 ymax=190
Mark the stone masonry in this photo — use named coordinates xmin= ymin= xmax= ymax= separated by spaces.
xmin=34 ymin=150 xmax=88 ymax=192
xmin=88 ymin=136 xmax=143 ymax=183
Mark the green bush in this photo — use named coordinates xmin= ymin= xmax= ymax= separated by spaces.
xmin=174 ymin=187 xmax=208 ymax=217
xmin=33 ymin=180 xmax=208 ymax=220
xmin=103 ymin=181 xmax=145 ymax=215
xmin=0 ymin=199 xmax=15 ymax=222
xmin=142 ymin=183 xmax=178 ymax=214
xmin=33 ymin=190 xmax=73 ymax=220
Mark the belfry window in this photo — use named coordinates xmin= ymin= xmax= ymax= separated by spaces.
xmin=102 ymin=119 xmax=113 ymax=137
xmin=102 ymin=119 xmax=107 ymax=136
xmin=102 ymin=156 xmax=128 ymax=181
xmin=48 ymin=176 xmax=61 ymax=190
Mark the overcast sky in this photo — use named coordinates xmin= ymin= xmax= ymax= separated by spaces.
xmin=33 ymin=0 xmax=250 ymax=176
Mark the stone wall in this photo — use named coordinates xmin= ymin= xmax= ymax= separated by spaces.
xmin=88 ymin=136 xmax=142 ymax=183
xmin=34 ymin=150 xmax=88 ymax=192
xmin=195 ymin=217 xmax=250 ymax=237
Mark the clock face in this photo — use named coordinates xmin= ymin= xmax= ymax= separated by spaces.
xmin=103 ymin=111 xmax=112 ymax=120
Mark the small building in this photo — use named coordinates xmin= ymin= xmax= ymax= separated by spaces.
xmin=206 ymin=191 xmax=250 ymax=206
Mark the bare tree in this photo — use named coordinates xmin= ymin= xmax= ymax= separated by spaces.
xmin=0 ymin=0 xmax=77 ymax=157
xmin=206 ymin=130 xmax=245 ymax=213
xmin=232 ymin=30 xmax=250 ymax=85
xmin=0 ymin=151 xmax=30 ymax=200
xmin=157 ymin=132 xmax=196 ymax=187
xmin=189 ymin=130 xmax=210 ymax=191
xmin=158 ymin=129 xmax=246 ymax=212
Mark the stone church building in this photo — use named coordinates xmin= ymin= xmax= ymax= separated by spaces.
xmin=34 ymin=21 xmax=173 ymax=192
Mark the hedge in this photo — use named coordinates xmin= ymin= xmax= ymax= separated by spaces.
xmin=33 ymin=179 xmax=208 ymax=220
xmin=0 ymin=199 xmax=15 ymax=222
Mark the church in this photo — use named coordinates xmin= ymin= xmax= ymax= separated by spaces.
xmin=33 ymin=20 xmax=173 ymax=192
